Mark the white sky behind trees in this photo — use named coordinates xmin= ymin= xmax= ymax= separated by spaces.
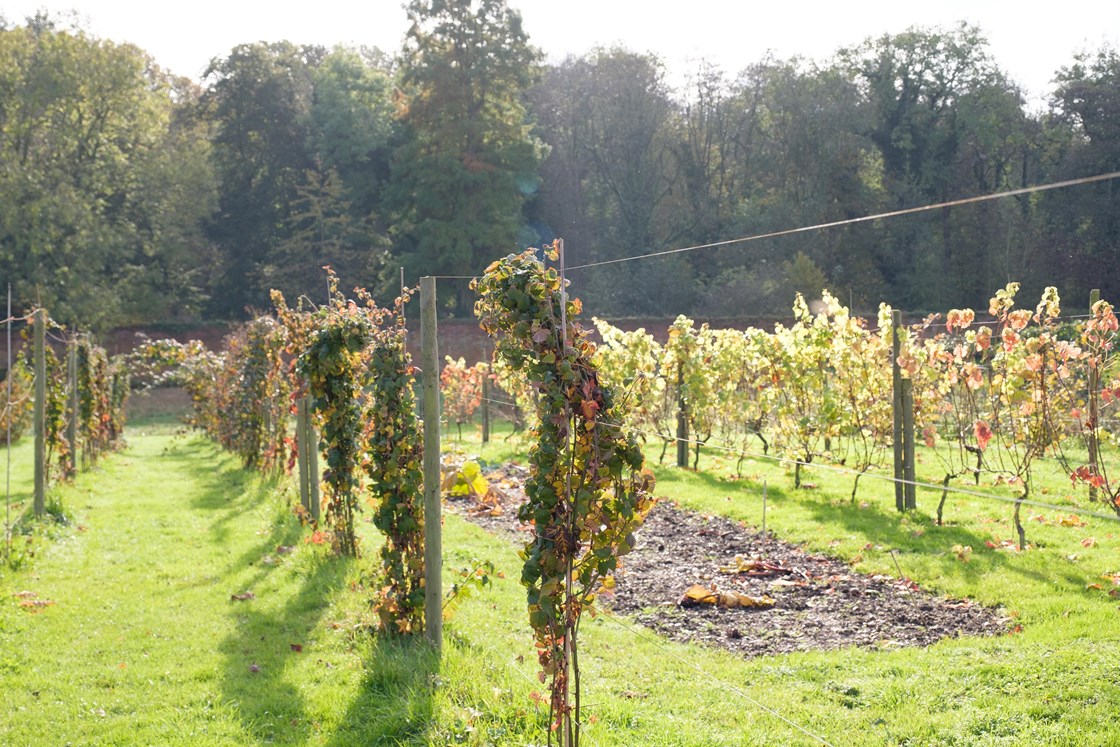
xmin=3 ymin=0 xmax=1118 ymax=104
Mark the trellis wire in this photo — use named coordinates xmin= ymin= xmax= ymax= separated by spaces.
xmin=566 ymin=170 xmax=1120 ymax=271
xmin=470 ymin=394 xmax=1120 ymax=524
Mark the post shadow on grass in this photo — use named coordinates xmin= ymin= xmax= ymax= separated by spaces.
xmin=216 ymin=522 xmax=352 ymax=744
xmin=156 ymin=434 xmax=282 ymax=546
xmin=323 ymin=634 xmax=440 ymax=746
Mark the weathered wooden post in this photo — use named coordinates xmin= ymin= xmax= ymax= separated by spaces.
xmin=480 ymin=373 xmax=490 ymax=444
xmin=421 ymin=276 xmax=442 ymax=652
xmin=1088 ymin=288 xmax=1101 ymax=503
xmin=902 ymin=368 xmax=917 ymax=510
xmin=33 ymin=308 xmax=46 ymax=517
xmin=676 ymin=361 xmax=689 ymax=468
xmin=892 ymin=310 xmax=905 ymax=511
xmin=308 ymin=414 xmax=320 ymax=524
xmin=67 ymin=340 xmax=78 ymax=477
xmin=297 ymin=395 xmax=310 ymax=514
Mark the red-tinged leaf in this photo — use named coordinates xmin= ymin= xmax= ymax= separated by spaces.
xmin=1008 ymin=624 xmax=1024 ymax=635
xmin=974 ymin=421 xmax=993 ymax=450
xmin=230 ymin=592 xmax=255 ymax=602
xmin=249 ymin=663 xmax=261 ymax=673
xmin=1081 ymin=537 xmax=1097 ymax=548
xmin=290 ymin=643 xmax=303 ymax=653
xmin=579 ymin=398 xmax=600 ymax=420
xmin=306 ymin=531 xmax=326 ymax=545
xmin=1087 ymin=583 xmax=1104 ymax=591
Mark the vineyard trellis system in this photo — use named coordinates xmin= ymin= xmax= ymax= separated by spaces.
xmin=93 ymin=174 xmax=1120 ymax=747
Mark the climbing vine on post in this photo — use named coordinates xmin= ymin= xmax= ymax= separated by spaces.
xmin=473 ymin=245 xmax=656 ymax=746
xmin=359 ymin=288 xmax=426 ymax=635
xmin=296 ymin=277 xmax=373 ymax=557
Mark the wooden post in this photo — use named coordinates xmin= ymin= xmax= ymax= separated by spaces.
xmin=761 ymin=480 xmax=768 ymax=537
xmin=481 ymin=373 xmax=490 ymax=444
xmin=308 ymin=413 xmax=320 ymax=525
xmin=892 ymin=310 xmax=904 ymax=511
xmin=1088 ymin=288 xmax=1101 ymax=503
xmin=421 ymin=276 xmax=442 ymax=651
xmin=902 ymin=375 xmax=917 ymax=510
xmin=33 ymin=308 xmax=46 ymax=518
xmin=67 ymin=341 xmax=78 ymax=476
xmin=676 ymin=360 xmax=689 ymax=468
xmin=297 ymin=396 xmax=310 ymax=514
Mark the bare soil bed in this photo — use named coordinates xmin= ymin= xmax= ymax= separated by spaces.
xmin=448 ymin=462 xmax=1009 ymax=658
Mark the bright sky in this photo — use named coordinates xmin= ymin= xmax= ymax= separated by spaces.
xmin=3 ymin=0 xmax=1118 ymax=103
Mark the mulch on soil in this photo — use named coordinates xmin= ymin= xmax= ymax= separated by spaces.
xmin=447 ymin=461 xmax=1009 ymax=658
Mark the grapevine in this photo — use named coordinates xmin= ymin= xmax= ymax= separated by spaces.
xmin=473 ymin=245 xmax=656 ymax=745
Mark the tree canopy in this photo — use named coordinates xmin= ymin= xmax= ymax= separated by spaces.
xmin=2 ymin=14 xmax=1119 ymax=326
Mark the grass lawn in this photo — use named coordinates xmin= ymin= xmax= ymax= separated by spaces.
xmin=0 ymin=414 xmax=1117 ymax=745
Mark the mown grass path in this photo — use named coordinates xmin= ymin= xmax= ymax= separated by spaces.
xmin=1 ymin=430 xmax=390 ymax=746
xmin=4 ymin=426 xmax=1120 ymax=746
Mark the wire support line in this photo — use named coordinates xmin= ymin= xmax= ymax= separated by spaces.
xmin=593 ymin=607 xmax=836 ymax=746
xmin=469 ymin=394 xmax=1120 ymax=523
xmin=566 ymin=170 xmax=1120 ymax=271
xmin=613 ymin=420 xmax=1120 ymax=524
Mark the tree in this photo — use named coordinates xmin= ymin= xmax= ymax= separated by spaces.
xmin=838 ymin=24 xmax=1032 ymax=308
xmin=1041 ymin=47 xmax=1120 ymax=301
xmin=391 ymin=0 xmax=543 ymax=314
xmin=0 ymin=17 xmax=215 ymax=328
xmin=530 ymin=48 xmax=694 ymax=315
xmin=202 ymin=42 xmax=323 ymax=317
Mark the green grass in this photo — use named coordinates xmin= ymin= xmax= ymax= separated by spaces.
xmin=0 ymin=417 xmax=1118 ymax=745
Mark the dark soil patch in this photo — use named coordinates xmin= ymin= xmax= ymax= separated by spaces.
xmin=447 ymin=461 xmax=1009 ymax=658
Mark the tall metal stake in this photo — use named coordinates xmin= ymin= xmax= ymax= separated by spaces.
xmin=420 ymin=276 xmax=442 ymax=652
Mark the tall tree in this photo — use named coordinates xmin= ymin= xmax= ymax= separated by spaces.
xmin=0 ymin=17 xmax=215 ymax=328
xmin=1041 ymin=47 xmax=1120 ymax=300
xmin=530 ymin=49 xmax=692 ymax=315
xmin=391 ymin=0 xmax=543 ymax=314
xmin=202 ymin=42 xmax=323 ymax=317
xmin=838 ymin=24 xmax=1031 ymax=308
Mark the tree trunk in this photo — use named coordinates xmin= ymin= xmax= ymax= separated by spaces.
xmin=937 ymin=474 xmax=951 ymax=526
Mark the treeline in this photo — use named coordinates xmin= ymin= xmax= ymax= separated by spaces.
xmin=2 ymin=4 xmax=1118 ymax=328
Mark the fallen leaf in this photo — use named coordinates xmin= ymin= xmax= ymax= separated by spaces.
xmin=290 ymin=643 xmax=303 ymax=653
xmin=276 ymin=545 xmax=295 ymax=554
xmin=679 ymin=584 xmax=775 ymax=609
xmin=952 ymin=545 xmax=973 ymax=562
xmin=1081 ymin=537 xmax=1097 ymax=548
xmin=230 ymin=592 xmax=256 ymax=602
xmin=249 ymin=663 xmax=261 ymax=673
